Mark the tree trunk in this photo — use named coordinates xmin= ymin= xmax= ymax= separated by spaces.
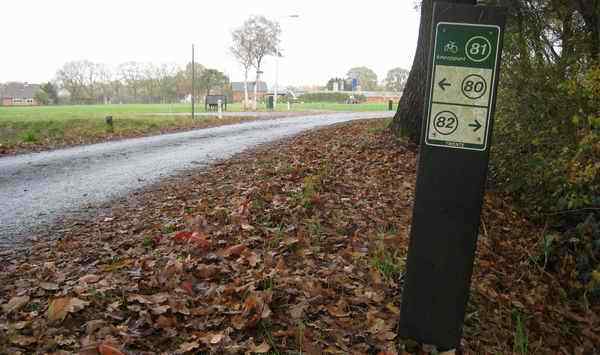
xmin=253 ymin=70 xmax=259 ymax=111
xmin=576 ymin=0 xmax=600 ymax=61
xmin=243 ymin=69 xmax=249 ymax=110
xmin=389 ymin=0 xmax=477 ymax=144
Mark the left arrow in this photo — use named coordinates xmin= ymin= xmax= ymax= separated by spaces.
xmin=468 ymin=120 xmax=482 ymax=132
xmin=438 ymin=78 xmax=451 ymax=91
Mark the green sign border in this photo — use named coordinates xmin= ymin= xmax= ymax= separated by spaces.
xmin=425 ymin=22 xmax=501 ymax=151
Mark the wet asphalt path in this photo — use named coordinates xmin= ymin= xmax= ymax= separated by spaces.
xmin=0 ymin=112 xmax=393 ymax=248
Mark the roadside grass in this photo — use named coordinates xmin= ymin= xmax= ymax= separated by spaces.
xmin=0 ymin=102 xmax=390 ymax=153
xmin=0 ymin=115 xmax=249 ymax=152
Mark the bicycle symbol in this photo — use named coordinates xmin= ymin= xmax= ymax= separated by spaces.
xmin=444 ymin=41 xmax=459 ymax=54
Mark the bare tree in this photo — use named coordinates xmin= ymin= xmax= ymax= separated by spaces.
xmin=56 ymin=60 xmax=103 ymax=104
xmin=231 ymin=23 xmax=255 ymax=109
xmin=56 ymin=61 xmax=87 ymax=103
xmin=118 ymin=62 xmax=145 ymax=102
xmin=236 ymin=16 xmax=281 ymax=110
xmin=96 ymin=64 xmax=113 ymax=104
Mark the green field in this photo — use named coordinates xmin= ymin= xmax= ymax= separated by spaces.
xmin=0 ymin=102 xmax=388 ymax=122
xmin=0 ymin=102 xmax=390 ymax=153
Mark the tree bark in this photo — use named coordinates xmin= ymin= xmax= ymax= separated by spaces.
xmin=253 ymin=71 xmax=259 ymax=111
xmin=576 ymin=0 xmax=600 ymax=62
xmin=243 ymin=69 xmax=249 ymax=110
xmin=389 ymin=0 xmax=477 ymax=144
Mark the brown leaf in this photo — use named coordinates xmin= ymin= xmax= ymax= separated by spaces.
xmin=10 ymin=334 xmax=37 ymax=346
xmin=244 ymin=251 xmax=260 ymax=267
xmin=196 ymin=264 xmax=219 ymax=279
xmin=79 ymin=274 xmax=101 ymax=284
xmin=249 ymin=341 xmax=271 ymax=353
xmin=150 ymin=293 xmax=169 ymax=304
xmin=127 ymin=294 xmax=153 ymax=304
xmin=98 ymin=342 xmax=125 ymax=355
xmin=210 ymin=332 xmax=224 ymax=344
xmin=47 ymin=297 xmax=89 ymax=322
xmin=85 ymin=319 xmax=106 ymax=334
xmin=174 ymin=231 xmax=211 ymax=249
xmin=177 ymin=341 xmax=200 ymax=353
xmin=223 ymin=243 xmax=246 ymax=258
xmin=156 ymin=315 xmax=176 ymax=329
xmin=231 ymin=314 xmax=247 ymax=330
xmin=2 ymin=295 xmax=30 ymax=313
xmin=40 ymin=282 xmax=59 ymax=291
xmin=151 ymin=304 xmax=170 ymax=315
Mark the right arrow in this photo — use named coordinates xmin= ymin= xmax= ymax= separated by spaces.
xmin=469 ymin=120 xmax=482 ymax=132
xmin=438 ymin=78 xmax=452 ymax=91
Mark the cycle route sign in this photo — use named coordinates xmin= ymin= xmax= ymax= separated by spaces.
xmin=425 ymin=22 xmax=501 ymax=151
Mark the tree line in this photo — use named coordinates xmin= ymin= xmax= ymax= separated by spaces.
xmin=325 ymin=67 xmax=410 ymax=92
xmin=44 ymin=60 xmax=230 ymax=105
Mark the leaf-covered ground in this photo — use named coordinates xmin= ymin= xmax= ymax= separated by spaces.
xmin=0 ymin=118 xmax=598 ymax=354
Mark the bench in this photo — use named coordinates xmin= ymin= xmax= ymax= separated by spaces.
xmin=205 ymin=95 xmax=228 ymax=112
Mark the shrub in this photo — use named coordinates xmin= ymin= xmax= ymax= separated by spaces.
xmin=298 ymin=92 xmax=366 ymax=103
xmin=492 ymin=65 xmax=599 ymax=217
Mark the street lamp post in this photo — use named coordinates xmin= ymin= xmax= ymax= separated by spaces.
xmin=274 ymin=52 xmax=282 ymax=110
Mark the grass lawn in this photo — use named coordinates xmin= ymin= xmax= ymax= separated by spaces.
xmin=0 ymin=102 xmax=391 ymax=154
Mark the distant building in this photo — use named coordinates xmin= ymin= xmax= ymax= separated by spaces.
xmin=0 ymin=82 xmax=41 ymax=106
xmin=230 ymin=81 xmax=268 ymax=103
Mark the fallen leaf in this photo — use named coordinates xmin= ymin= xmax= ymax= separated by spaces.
xmin=11 ymin=321 xmax=30 ymax=330
xmin=150 ymin=293 xmax=169 ymax=304
xmin=127 ymin=294 xmax=153 ymax=304
xmin=79 ymin=274 xmax=101 ymax=284
xmin=177 ymin=341 xmax=200 ymax=353
xmin=2 ymin=295 xmax=30 ymax=313
xmin=156 ymin=315 xmax=176 ymax=329
xmin=210 ymin=332 xmax=224 ymax=344
xmin=10 ymin=334 xmax=37 ymax=346
xmin=250 ymin=341 xmax=271 ymax=353
xmin=151 ymin=304 xmax=170 ymax=315
xmin=223 ymin=244 xmax=246 ymax=258
xmin=98 ymin=341 xmax=125 ymax=355
xmin=181 ymin=281 xmax=194 ymax=295
xmin=39 ymin=282 xmax=59 ymax=291
xmin=196 ymin=264 xmax=219 ymax=279
xmin=85 ymin=319 xmax=106 ymax=334
xmin=47 ymin=297 xmax=90 ymax=322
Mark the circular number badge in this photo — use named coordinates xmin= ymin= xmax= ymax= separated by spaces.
xmin=461 ymin=74 xmax=487 ymax=100
xmin=465 ymin=36 xmax=492 ymax=63
xmin=433 ymin=111 xmax=458 ymax=136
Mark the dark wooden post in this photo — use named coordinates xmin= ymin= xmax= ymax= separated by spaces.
xmin=398 ymin=3 xmax=506 ymax=351
xmin=105 ymin=116 xmax=114 ymax=133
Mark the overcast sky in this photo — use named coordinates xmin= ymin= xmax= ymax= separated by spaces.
xmin=2 ymin=0 xmax=420 ymax=87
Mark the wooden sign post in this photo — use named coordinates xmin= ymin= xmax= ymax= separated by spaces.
xmin=399 ymin=3 xmax=506 ymax=350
